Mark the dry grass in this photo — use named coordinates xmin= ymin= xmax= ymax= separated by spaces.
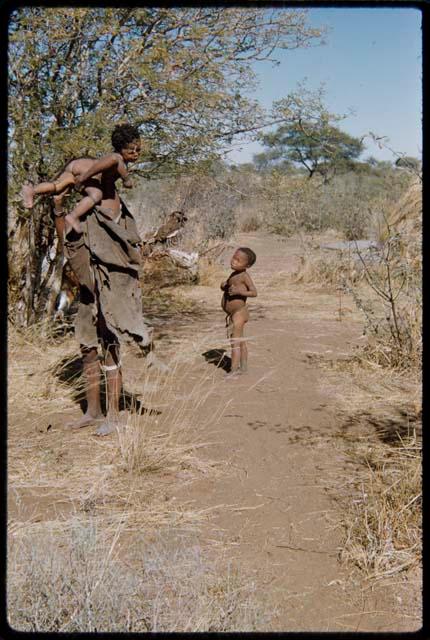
xmin=142 ymin=254 xmax=198 ymax=290
xmin=8 ymin=323 xmax=225 ymax=522
xmin=115 ymin=345 xmax=226 ymax=477
xmin=321 ymin=351 xmax=422 ymax=435
xmin=293 ymin=244 xmax=421 ymax=372
xmin=357 ymin=306 xmax=421 ymax=372
xmin=197 ymin=258 xmax=226 ymax=287
xmin=237 ymin=211 xmax=263 ymax=233
xmin=287 ymin=175 xmax=421 ymax=373
xmin=293 ymin=251 xmax=362 ymax=288
xmin=339 ymin=432 xmax=421 ymax=581
xmin=195 ymin=238 xmax=232 ymax=285
xmin=8 ymin=521 xmax=272 ymax=632
xmin=268 ymin=179 xmax=422 ymax=598
xmin=8 ymin=320 xmax=276 ymax=631
xmin=317 ymin=347 xmax=422 ymax=592
xmin=141 ymin=288 xmax=202 ymax=321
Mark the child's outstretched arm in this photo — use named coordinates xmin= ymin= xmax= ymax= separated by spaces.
xmin=75 ymin=154 xmax=121 ymax=186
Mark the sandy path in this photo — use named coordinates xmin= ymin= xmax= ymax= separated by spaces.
xmin=150 ymin=232 xmax=410 ymax=632
xmin=8 ymin=231 xmax=416 ymax=632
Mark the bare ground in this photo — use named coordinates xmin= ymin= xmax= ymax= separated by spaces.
xmin=8 ymin=231 xmax=421 ymax=632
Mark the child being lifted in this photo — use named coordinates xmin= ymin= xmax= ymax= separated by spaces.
xmin=221 ymin=247 xmax=257 ymax=376
xmin=21 ymin=124 xmax=140 ymax=233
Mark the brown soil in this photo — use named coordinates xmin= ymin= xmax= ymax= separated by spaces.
xmin=8 ymin=231 xmax=421 ymax=632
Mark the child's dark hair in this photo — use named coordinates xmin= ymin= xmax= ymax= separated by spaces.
xmin=111 ymin=124 xmax=140 ymax=151
xmin=238 ymin=247 xmax=256 ymax=266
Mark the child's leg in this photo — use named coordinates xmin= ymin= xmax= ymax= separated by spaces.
xmin=229 ymin=309 xmax=248 ymax=373
xmin=54 ymin=172 xmax=77 ymax=193
xmin=240 ymin=340 xmax=248 ymax=372
xmin=21 ymin=172 xmax=75 ymax=208
xmin=64 ymin=186 xmax=103 ymax=234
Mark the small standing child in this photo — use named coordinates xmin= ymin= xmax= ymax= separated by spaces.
xmin=221 ymin=247 xmax=257 ymax=376
xmin=21 ymin=125 xmax=139 ymax=234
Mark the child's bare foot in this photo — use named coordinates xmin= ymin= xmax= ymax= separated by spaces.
xmin=21 ymin=183 xmax=35 ymax=208
xmin=65 ymin=214 xmax=83 ymax=234
xmin=65 ymin=411 xmax=104 ymax=430
xmin=225 ymin=369 xmax=242 ymax=379
xmin=240 ymin=361 xmax=248 ymax=373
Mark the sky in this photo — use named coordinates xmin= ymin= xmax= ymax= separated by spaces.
xmin=226 ymin=7 xmax=422 ymax=166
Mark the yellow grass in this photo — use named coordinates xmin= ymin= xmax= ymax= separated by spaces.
xmin=317 ymin=350 xmax=421 ymax=586
xmin=340 ymin=433 xmax=421 ymax=581
xmin=197 ymin=258 xmax=225 ymax=287
xmin=8 ymin=519 xmax=273 ymax=632
xmin=8 ymin=322 xmax=274 ymax=631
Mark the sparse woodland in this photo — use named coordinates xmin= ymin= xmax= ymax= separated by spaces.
xmin=7 ymin=6 xmax=421 ymax=632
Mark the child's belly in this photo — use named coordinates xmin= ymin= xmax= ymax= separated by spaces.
xmin=222 ymin=296 xmax=246 ymax=315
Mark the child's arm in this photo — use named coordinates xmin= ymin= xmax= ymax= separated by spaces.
xmin=228 ymin=273 xmax=257 ymax=297
xmin=75 ymin=153 xmax=122 ymax=187
xmin=243 ymin=272 xmax=257 ymax=297
xmin=220 ymin=280 xmax=229 ymax=291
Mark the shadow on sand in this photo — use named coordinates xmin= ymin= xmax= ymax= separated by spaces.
xmin=53 ymin=355 xmax=160 ymax=416
xmin=202 ymin=348 xmax=231 ymax=373
xmin=341 ymin=408 xmax=422 ymax=446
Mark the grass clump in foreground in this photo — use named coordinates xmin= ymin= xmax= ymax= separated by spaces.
xmin=8 ymin=521 xmax=273 ymax=632
xmin=8 ymin=322 xmax=275 ymax=632
xmin=296 ymin=174 xmax=422 ymax=608
xmin=340 ymin=431 xmax=421 ymax=581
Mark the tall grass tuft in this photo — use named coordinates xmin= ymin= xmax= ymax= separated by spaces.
xmin=8 ymin=520 xmax=273 ymax=632
xmin=340 ymin=433 xmax=421 ymax=581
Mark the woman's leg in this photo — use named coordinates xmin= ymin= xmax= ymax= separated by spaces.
xmin=65 ymin=346 xmax=104 ymax=429
xmin=104 ymin=342 xmax=122 ymax=417
xmin=96 ymin=339 xmax=124 ymax=436
xmin=52 ymin=193 xmax=66 ymax=246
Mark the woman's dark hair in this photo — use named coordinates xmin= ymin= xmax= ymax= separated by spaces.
xmin=111 ymin=124 xmax=140 ymax=151
xmin=238 ymin=247 xmax=256 ymax=266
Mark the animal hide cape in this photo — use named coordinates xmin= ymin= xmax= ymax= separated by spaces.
xmin=63 ymin=200 xmax=153 ymax=351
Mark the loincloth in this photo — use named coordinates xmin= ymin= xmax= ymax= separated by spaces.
xmin=64 ymin=200 xmax=152 ymax=352
xmin=225 ymin=313 xmax=233 ymax=339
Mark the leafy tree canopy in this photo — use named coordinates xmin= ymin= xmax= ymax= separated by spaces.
xmin=7 ymin=7 xmax=325 ymax=326
xmin=256 ymin=84 xmax=364 ymax=181
xmin=8 ymin=7 xmax=324 ymax=187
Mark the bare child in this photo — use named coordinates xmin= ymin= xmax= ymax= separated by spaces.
xmin=21 ymin=125 xmax=139 ymax=234
xmin=221 ymin=247 xmax=257 ymax=376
